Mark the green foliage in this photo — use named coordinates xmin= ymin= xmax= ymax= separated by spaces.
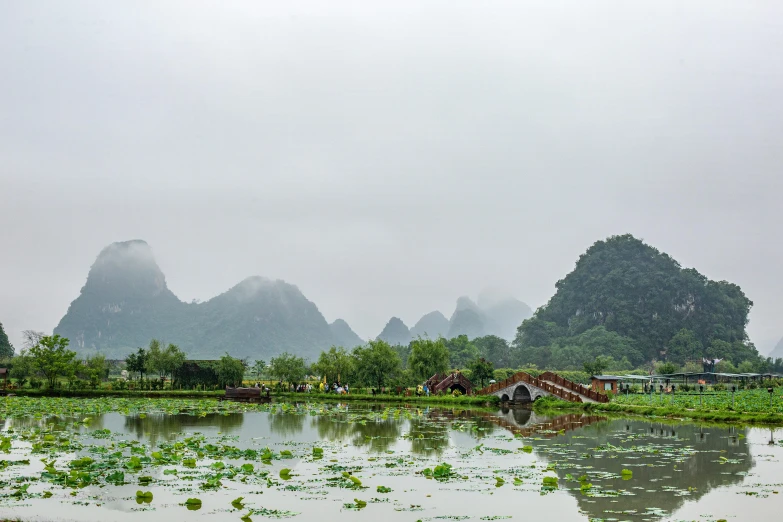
xmin=473 ymin=335 xmax=513 ymax=368
xmin=312 ymin=346 xmax=354 ymax=384
xmin=173 ymin=361 xmax=219 ymax=388
xmin=583 ymin=355 xmax=619 ymax=376
xmin=468 ymin=357 xmax=494 ymax=388
xmin=513 ymin=235 xmax=754 ymax=367
xmin=656 ymin=362 xmax=679 ymax=375
xmin=352 ymin=340 xmax=402 ymax=390
xmin=445 ymin=335 xmax=479 ymax=369
xmin=421 ymin=462 xmax=454 ymax=481
xmin=269 ymin=352 xmax=306 ymax=385
xmin=216 ymin=353 xmax=246 ymax=387
xmin=666 ymin=329 xmax=703 ymax=365
xmin=516 ymin=324 xmax=641 ymax=371
xmin=146 ymin=340 xmax=186 ymax=381
xmin=28 ymin=335 xmax=77 ymax=388
xmin=0 ymin=322 xmax=14 ymax=358
xmin=10 ymin=352 xmax=33 ymax=381
xmin=75 ymin=354 xmax=109 ymax=389
xmin=250 ymin=360 xmax=266 ymax=380
xmin=407 ymin=337 xmax=449 ymax=381
xmin=125 ymin=348 xmax=148 ymax=380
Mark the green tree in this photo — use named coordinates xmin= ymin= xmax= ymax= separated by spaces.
xmin=473 ymin=335 xmax=513 ymax=368
xmin=125 ymin=348 xmax=148 ymax=380
xmin=145 ymin=339 xmax=186 ymax=382
xmin=583 ymin=355 xmax=613 ymax=376
xmin=393 ymin=343 xmax=412 ymax=368
xmin=146 ymin=339 xmax=163 ymax=377
xmin=655 ymin=361 xmax=679 ymax=375
xmin=445 ymin=335 xmax=480 ymax=369
xmin=468 ymin=357 xmax=494 ymax=388
xmin=9 ymin=352 xmax=33 ymax=382
xmin=352 ymin=339 xmax=402 ymax=390
xmin=0 ymin=322 xmax=14 ymax=358
xmin=217 ymin=353 xmax=246 ymax=387
xmin=666 ymin=329 xmax=703 ymax=365
xmin=408 ymin=337 xmax=450 ymax=382
xmin=251 ymin=359 xmax=267 ymax=380
xmin=75 ymin=354 xmax=108 ymax=389
xmin=715 ymin=359 xmax=737 ymax=373
xmin=313 ymin=346 xmax=354 ymax=384
xmin=513 ymin=317 xmax=563 ymax=349
xmin=269 ymin=352 xmax=306 ymax=386
xmin=28 ymin=334 xmax=77 ymax=388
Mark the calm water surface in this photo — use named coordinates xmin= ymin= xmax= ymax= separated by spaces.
xmin=1 ymin=401 xmax=782 ymax=521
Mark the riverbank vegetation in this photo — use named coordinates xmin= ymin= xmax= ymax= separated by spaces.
xmin=534 ymin=388 xmax=783 ymax=425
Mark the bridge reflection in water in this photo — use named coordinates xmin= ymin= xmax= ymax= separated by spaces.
xmin=481 ymin=408 xmax=607 ymax=438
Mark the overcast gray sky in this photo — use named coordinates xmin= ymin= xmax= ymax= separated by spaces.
xmin=1 ymin=1 xmax=782 ymax=352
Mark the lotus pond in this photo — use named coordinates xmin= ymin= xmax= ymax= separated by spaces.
xmin=0 ymin=397 xmax=781 ymax=521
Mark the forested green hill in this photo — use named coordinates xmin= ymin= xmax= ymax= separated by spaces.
xmin=514 ymin=234 xmax=756 ymax=369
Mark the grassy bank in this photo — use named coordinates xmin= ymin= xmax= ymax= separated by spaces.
xmin=273 ymin=391 xmax=499 ymax=406
xmin=534 ymin=396 xmax=783 ymax=425
xmin=6 ymin=388 xmax=499 ymax=406
xmin=9 ymin=389 xmax=225 ymax=398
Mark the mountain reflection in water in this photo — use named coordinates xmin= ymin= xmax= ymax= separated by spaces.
xmin=1 ymin=402 xmax=766 ymax=521
xmin=478 ymin=408 xmax=753 ymax=521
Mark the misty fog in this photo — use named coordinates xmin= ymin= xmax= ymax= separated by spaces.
xmin=1 ymin=1 xmax=782 ymax=352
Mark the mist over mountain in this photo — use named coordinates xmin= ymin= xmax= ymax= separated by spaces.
xmin=54 ymin=240 xmax=185 ymax=354
xmin=329 ymin=319 xmax=364 ymax=348
xmin=382 ymin=292 xmax=534 ymax=343
xmin=54 ymin=240 xmax=356 ymax=360
xmin=444 ymin=294 xmax=533 ymax=340
xmin=447 ymin=300 xmax=486 ymax=339
xmin=770 ymin=337 xmax=783 ymax=359
xmin=376 ymin=317 xmax=412 ymax=346
xmin=410 ymin=311 xmax=449 ymax=339
xmin=477 ymin=289 xmax=534 ymax=339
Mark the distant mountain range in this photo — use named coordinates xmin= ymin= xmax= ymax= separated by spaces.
xmin=54 ymin=240 xmax=532 ymax=360
xmin=375 ymin=292 xmax=533 ymax=345
xmin=54 ymin=240 xmax=363 ymax=360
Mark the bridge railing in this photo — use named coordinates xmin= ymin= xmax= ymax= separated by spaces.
xmin=538 ymin=371 xmax=609 ymax=403
xmin=477 ymin=371 xmax=614 ymax=403
xmin=432 ymin=373 xmax=474 ymax=394
xmin=477 ymin=371 xmax=585 ymax=403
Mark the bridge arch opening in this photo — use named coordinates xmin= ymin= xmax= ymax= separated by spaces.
xmin=513 ymin=385 xmax=532 ymax=403
xmin=512 ymin=408 xmax=532 ymax=425
xmin=449 ymin=383 xmax=468 ymax=395
xmin=500 ymin=394 xmax=510 ymax=402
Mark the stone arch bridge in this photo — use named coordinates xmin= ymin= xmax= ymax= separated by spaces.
xmin=477 ymin=371 xmax=609 ymax=404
